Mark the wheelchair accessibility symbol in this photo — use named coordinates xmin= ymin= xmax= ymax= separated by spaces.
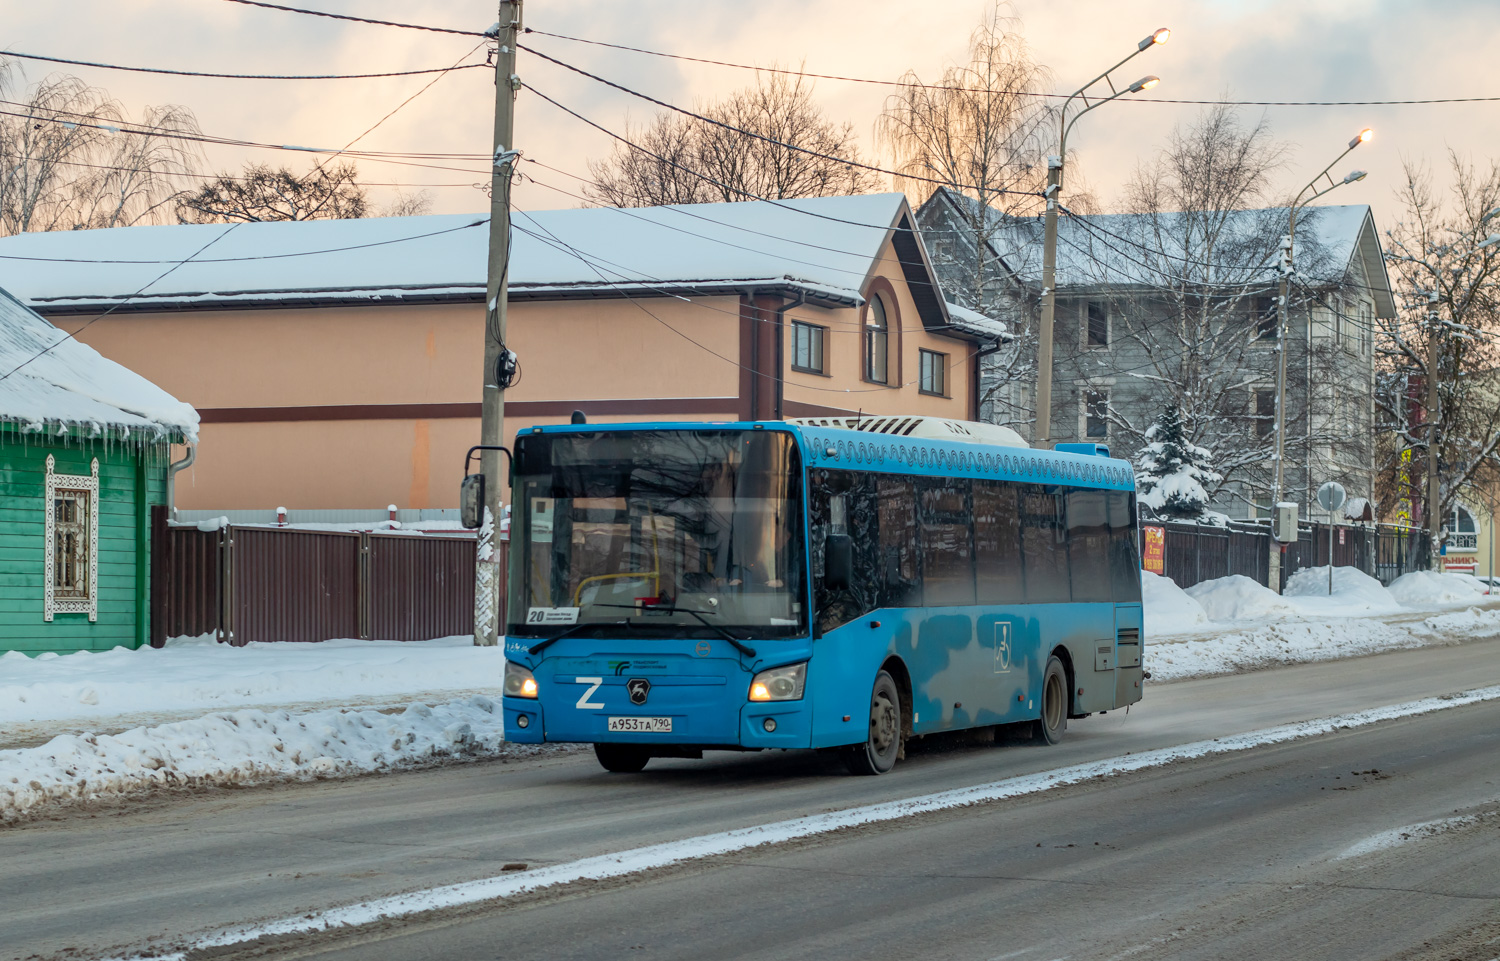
xmin=994 ymin=622 xmax=1012 ymax=674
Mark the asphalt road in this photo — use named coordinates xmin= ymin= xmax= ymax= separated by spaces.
xmin=5 ymin=636 xmax=1500 ymax=961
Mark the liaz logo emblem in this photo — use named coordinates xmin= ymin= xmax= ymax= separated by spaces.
xmin=626 ymin=678 xmax=651 ymax=706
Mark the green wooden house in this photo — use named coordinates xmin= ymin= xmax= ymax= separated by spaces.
xmin=0 ymin=286 xmax=197 ymax=655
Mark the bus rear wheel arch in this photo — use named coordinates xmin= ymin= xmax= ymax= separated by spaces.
xmin=1032 ymin=655 xmax=1068 ymax=746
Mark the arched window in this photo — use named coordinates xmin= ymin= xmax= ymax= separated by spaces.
xmin=866 ymin=294 xmax=888 ymax=384
xmin=1444 ymin=503 xmax=1480 ymax=552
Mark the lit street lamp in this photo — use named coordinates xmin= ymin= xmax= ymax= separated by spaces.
xmin=1266 ymin=128 xmax=1372 ymax=593
xmin=1034 ymin=27 xmax=1169 ymax=447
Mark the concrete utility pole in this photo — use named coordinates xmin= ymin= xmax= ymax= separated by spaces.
xmin=1427 ymin=291 xmax=1443 ymax=570
xmin=475 ymin=0 xmax=523 ymax=647
xmin=1034 ymin=28 xmax=1168 ymax=448
xmin=1266 ymin=130 xmax=1370 ymax=593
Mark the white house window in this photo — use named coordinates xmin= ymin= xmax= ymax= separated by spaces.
xmin=791 ymin=321 xmax=826 ymax=374
xmin=1252 ymin=295 xmax=1278 ymax=340
xmin=1084 ymin=389 xmax=1109 ymax=438
xmin=918 ymin=348 xmax=946 ymax=395
xmin=44 ymin=455 xmax=100 ymax=622
xmin=1443 ymin=504 xmax=1479 ymax=552
xmin=1086 ymin=301 xmax=1109 ymax=347
xmin=866 ymin=294 xmax=889 ymax=384
xmin=1252 ymin=388 xmax=1276 ymax=439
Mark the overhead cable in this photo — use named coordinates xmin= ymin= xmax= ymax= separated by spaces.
xmin=220 ymin=0 xmax=488 ymax=37
xmin=0 ymin=49 xmax=489 ymax=81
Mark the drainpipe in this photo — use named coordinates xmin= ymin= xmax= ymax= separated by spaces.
xmin=167 ymin=445 xmax=195 ymax=519
xmin=970 ymin=335 xmax=1006 ymax=422
xmin=772 ymin=289 xmax=808 ymax=421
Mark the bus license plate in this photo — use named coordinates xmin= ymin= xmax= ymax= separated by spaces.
xmin=608 ymin=716 xmax=672 ymax=733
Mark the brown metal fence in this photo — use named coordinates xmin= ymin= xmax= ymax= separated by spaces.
xmin=151 ymin=515 xmax=485 ymax=645
xmin=1154 ymin=518 xmax=1431 ymax=592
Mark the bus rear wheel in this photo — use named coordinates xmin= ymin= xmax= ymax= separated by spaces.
xmin=594 ymin=743 xmax=650 ymax=773
xmin=845 ymin=670 xmax=901 ymax=776
xmin=1032 ymin=655 xmax=1068 ymax=746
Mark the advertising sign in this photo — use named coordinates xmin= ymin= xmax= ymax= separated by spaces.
xmin=1141 ymin=525 xmax=1166 ymax=575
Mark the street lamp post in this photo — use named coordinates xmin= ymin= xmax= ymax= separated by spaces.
xmin=1267 ymin=128 xmax=1371 ymax=593
xmin=1034 ymin=27 xmax=1169 ymax=448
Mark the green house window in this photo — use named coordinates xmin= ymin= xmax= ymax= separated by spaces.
xmin=44 ymin=455 xmax=99 ymax=622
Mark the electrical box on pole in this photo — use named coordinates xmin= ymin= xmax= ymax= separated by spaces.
xmin=1273 ymin=502 xmax=1299 ymax=543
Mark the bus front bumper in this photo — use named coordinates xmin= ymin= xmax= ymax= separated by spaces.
xmin=501 ymin=695 xmax=813 ymax=750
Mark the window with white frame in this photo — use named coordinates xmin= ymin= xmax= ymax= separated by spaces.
xmin=1443 ymin=503 xmax=1479 ymax=551
xmin=1085 ymin=301 xmax=1109 ymax=347
xmin=44 ymin=455 xmax=99 ymax=622
xmin=1251 ymin=388 xmax=1276 ymax=439
xmin=1084 ymin=389 xmax=1109 ymax=438
xmin=918 ymin=348 xmax=946 ymax=395
xmin=791 ymin=320 xmax=826 ymax=374
xmin=1252 ymin=295 xmax=1278 ymax=341
xmin=865 ymin=294 xmax=889 ymax=384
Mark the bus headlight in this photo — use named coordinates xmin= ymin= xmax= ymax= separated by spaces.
xmin=749 ymin=662 xmax=806 ymax=702
xmin=504 ymin=662 xmax=539 ymax=699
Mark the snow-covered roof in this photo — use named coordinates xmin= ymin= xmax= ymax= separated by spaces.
xmin=0 ymin=286 xmax=198 ymax=440
xmin=927 ymin=189 xmax=1396 ymax=318
xmin=943 ymin=301 xmax=1009 ymax=340
xmin=0 ymin=194 xmax=968 ymax=328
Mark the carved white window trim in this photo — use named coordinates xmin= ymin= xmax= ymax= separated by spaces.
xmin=44 ymin=455 xmax=99 ymax=622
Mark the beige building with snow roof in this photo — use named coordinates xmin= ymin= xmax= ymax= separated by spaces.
xmin=0 ymin=193 xmax=1001 ymax=512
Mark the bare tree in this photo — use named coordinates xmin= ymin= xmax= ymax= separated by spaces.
xmin=585 ymin=71 xmax=880 ymax=206
xmin=1376 ymin=153 xmax=1500 ymax=535
xmin=380 ymin=189 xmax=435 ymax=218
xmin=176 ymin=162 xmax=369 ymax=223
xmin=883 ymin=4 xmax=1058 ymax=433
xmin=0 ymin=60 xmax=203 ymax=235
xmin=1061 ymin=106 xmax=1369 ymax=511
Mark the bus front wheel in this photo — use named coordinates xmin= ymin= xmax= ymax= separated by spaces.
xmin=845 ymin=670 xmax=902 ymax=776
xmin=595 ymin=743 xmax=650 ymax=773
xmin=1032 ymin=656 xmax=1068 ymax=746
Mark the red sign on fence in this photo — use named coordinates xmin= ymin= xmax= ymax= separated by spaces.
xmin=1142 ymin=525 xmax=1166 ymax=575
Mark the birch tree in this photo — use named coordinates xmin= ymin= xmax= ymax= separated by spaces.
xmin=1375 ymin=154 xmax=1500 ymax=533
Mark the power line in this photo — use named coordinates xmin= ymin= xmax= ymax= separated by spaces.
xmin=43 ymin=156 xmax=484 ymax=190
xmin=517 ymin=45 xmax=1045 ymax=193
xmin=0 ymin=218 xmax=487 ymax=265
xmin=0 ymin=49 xmax=489 ymax=81
xmin=523 ymin=28 xmax=1500 ymax=107
xmin=219 ymin=0 xmax=488 ymax=37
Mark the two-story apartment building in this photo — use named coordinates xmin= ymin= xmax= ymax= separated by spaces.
xmin=0 ymin=193 xmax=1001 ymax=512
xmin=917 ymin=188 xmax=1395 ymax=521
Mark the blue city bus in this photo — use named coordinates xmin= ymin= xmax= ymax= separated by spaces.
xmin=498 ymin=419 xmax=1143 ymax=775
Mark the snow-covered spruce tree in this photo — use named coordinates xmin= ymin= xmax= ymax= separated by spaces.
xmin=1136 ymin=405 xmax=1222 ymax=520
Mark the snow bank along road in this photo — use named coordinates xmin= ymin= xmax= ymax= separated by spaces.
xmin=5 ymin=635 xmax=1500 ymax=961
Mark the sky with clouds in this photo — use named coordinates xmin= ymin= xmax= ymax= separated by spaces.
xmin=4 ymin=0 xmax=1500 ymax=231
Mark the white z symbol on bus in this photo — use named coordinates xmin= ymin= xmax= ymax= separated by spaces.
xmin=575 ymin=676 xmax=605 ymax=709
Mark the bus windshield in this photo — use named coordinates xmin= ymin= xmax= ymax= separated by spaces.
xmin=507 ymin=429 xmax=806 ymax=640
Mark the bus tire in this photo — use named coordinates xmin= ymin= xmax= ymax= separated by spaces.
xmin=594 ymin=743 xmax=650 ymax=773
xmin=1032 ymin=656 xmax=1068 ymax=746
xmin=845 ymin=670 xmax=901 ymax=776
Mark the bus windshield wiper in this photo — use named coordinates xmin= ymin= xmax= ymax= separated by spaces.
xmin=527 ymin=620 xmax=626 ymax=656
xmin=587 ymin=603 xmax=758 ymax=658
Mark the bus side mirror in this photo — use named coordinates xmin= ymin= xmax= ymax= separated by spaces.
xmin=825 ymin=534 xmax=853 ymax=590
xmin=460 ymin=474 xmax=485 ymax=530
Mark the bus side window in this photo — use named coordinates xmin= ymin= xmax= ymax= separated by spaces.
xmin=974 ymin=480 xmax=1025 ymax=605
xmin=919 ymin=479 xmax=976 ymax=607
xmin=1020 ymin=485 xmax=1070 ymax=603
xmin=1108 ymin=491 xmax=1143 ymax=603
xmin=876 ymin=475 xmax=920 ymax=608
xmin=1065 ymin=488 xmax=1112 ymax=604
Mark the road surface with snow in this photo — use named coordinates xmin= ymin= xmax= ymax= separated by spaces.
xmin=5 ymin=630 xmax=1500 ymax=961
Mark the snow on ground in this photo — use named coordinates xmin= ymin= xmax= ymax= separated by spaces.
xmin=1141 ymin=571 xmax=1208 ymax=636
xmin=1186 ymin=574 xmax=1299 ymax=622
xmin=0 ymin=696 xmax=518 ymax=823
xmin=1387 ymin=570 xmax=1490 ymax=606
xmin=0 ymin=635 xmax=503 ymax=731
xmin=1283 ymin=566 xmax=1403 ymax=617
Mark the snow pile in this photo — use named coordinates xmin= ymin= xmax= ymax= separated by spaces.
xmin=0 ymin=286 xmax=198 ymax=440
xmin=1387 ymin=571 xmax=1490 ymax=607
xmin=1411 ymin=606 xmax=1500 ymax=637
xmin=1284 ymin=566 xmax=1402 ymax=617
xmin=1141 ymin=571 xmax=1208 ymax=636
xmin=1186 ymin=574 xmax=1298 ymax=622
xmin=0 ymin=696 xmax=508 ymax=822
xmin=1147 ymin=618 xmax=1423 ymax=682
xmin=0 ymin=636 xmax=503 ymax=729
